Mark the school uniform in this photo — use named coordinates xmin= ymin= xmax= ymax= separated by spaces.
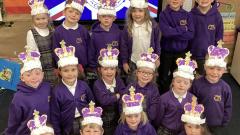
xmin=190 ymin=76 xmax=232 ymax=127
xmin=158 ymin=5 xmax=194 ymax=93
xmin=88 ymin=21 xmax=122 ymax=69
xmin=189 ymin=3 xmax=224 ymax=74
xmin=155 ymin=90 xmax=194 ymax=135
xmin=52 ymin=22 xmax=90 ymax=68
xmin=114 ymin=122 xmax=157 ymax=135
xmin=50 ymin=80 xmax=95 ymax=135
xmin=93 ymin=77 xmax=126 ymax=135
xmin=5 ymin=81 xmax=51 ymax=135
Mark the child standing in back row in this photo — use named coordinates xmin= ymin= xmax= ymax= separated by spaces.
xmin=120 ymin=0 xmax=161 ymax=84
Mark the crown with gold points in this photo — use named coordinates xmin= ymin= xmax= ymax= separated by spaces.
xmin=28 ymin=0 xmax=48 ymax=16
xmin=122 ymin=86 xmax=144 ymax=115
xmin=130 ymin=0 xmax=148 ymax=8
xmin=98 ymin=45 xmax=119 ymax=67
xmin=98 ymin=0 xmax=117 ymax=16
xmin=205 ymin=40 xmax=229 ymax=68
xmin=27 ymin=110 xmax=54 ymax=135
xmin=81 ymin=101 xmax=103 ymax=126
xmin=18 ymin=50 xmax=42 ymax=74
xmin=136 ymin=47 xmax=159 ymax=70
xmin=181 ymin=96 xmax=206 ymax=125
xmin=54 ymin=40 xmax=78 ymax=67
xmin=173 ymin=51 xmax=197 ymax=80
xmin=65 ymin=0 xmax=86 ymax=13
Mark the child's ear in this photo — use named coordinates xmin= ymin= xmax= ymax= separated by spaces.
xmin=20 ymin=75 xmax=24 ymax=82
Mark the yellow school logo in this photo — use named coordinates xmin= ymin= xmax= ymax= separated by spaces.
xmin=214 ymin=95 xmax=221 ymax=102
xmin=180 ymin=20 xmax=187 ymax=26
xmin=76 ymin=38 xmax=82 ymax=44
xmin=80 ymin=94 xmax=86 ymax=101
xmin=208 ymin=24 xmax=216 ymax=30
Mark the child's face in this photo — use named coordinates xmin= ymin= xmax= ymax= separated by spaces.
xmin=172 ymin=76 xmax=191 ymax=95
xmin=59 ymin=65 xmax=78 ymax=86
xmin=98 ymin=15 xmax=116 ymax=28
xmin=80 ymin=125 xmax=103 ymax=135
xmin=168 ymin=0 xmax=184 ymax=11
xmin=205 ymin=66 xmax=225 ymax=83
xmin=136 ymin=68 xmax=154 ymax=86
xmin=21 ymin=68 xmax=44 ymax=88
xmin=33 ymin=13 xmax=49 ymax=29
xmin=184 ymin=123 xmax=202 ymax=135
xmin=64 ymin=7 xmax=81 ymax=25
xmin=99 ymin=67 xmax=117 ymax=83
xmin=125 ymin=113 xmax=141 ymax=130
xmin=196 ymin=0 xmax=213 ymax=8
xmin=131 ymin=8 xmax=145 ymax=24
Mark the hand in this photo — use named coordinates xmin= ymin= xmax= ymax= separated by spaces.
xmin=116 ymin=93 xmax=120 ymax=100
xmin=123 ymin=63 xmax=130 ymax=74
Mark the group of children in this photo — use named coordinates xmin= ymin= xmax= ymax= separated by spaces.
xmin=4 ymin=0 xmax=232 ymax=135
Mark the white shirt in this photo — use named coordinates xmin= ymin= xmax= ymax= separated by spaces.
xmin=172 ymin=89 xmax=187 ymax=103
xmin=62 ymin=79 xmax=81 ymax=118
xmin=25 ymin=26 xmax=49 ymax=51
xmin=62 ymin=21 xmax=79 ymax=30
xmin=103 ymin=78 xmax=116 ymax=93
xmin=131 ymin=21 xmax=152 ymax=63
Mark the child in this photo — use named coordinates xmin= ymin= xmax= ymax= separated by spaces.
xmin=189 ymin=0 xmax=223 ymax=75
xmin=123 ymin=48 xmax=160 ymax=125
xmin=27 ymin=110 xmax=54 ymax=135
xmin=158 ymin=0 xmax=194 ymax=93
xmin=88 ymin=0 xmax=121 ymax=70
xmin=52 ymin=0 xmax=90 ymax=70
xmin=120 ymin=0 xmax=161 ymax=84
xmin=5 ymin=50 xmax=51 ymax=135
xmin=25 ymin=0 xmax=57 ymax=87
xmin=93 ymin=46 xmax=125 ymax=135
xmin=190 ymin=41 xmax=232 ymax=135
xmin=114 ymin=86 xmax=157 ymax=135
xmin=80 ymin=101 xmax=104 ymax=135
xmin=155 ymin=52 xmax=197 ymax=135
xmin=181 ymin=97 xmax=212 ymax=135
xmin=50 ymin=41 xmax=95 ymax=135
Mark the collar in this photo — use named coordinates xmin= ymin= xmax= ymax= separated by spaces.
xmin=62 ymin=21 xmax=79 ymax=30
xmin=62 ymin=79 xmax=77 ymax=90
xmin=172 ymin=89 xmax=187 ymax=99
xmin=103 ymin=78 xmax=116 ymax=90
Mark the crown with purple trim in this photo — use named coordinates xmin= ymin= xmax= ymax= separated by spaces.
xmin=54 ymin=40 xmax=78 ymax=68
xmin=130 ymin=0 xmax=148 ymax=8
xmin=122 ymin=86 xmax=144 ymax=115
xmin=181 ymin=96 xmax=205 ymax=125
xmin=98 ymin=45 xmax=119 ymax=67
xmin=173 ymin=51 xmax=197 ymax=80
xmin=81 ymin=101 xmax=103 ymax=126
xmin=98 ymin=0 xmax=117 ymax=16
xmin=205 ymin=40 xmax=229 ymax=68
xmin=28 ymin=0 xmax=48 ymax=16
xmin=136 ymin=47 xmax=159 ymax=70
xmin=65 ymin=0 xmax=86 ymax=13
xmin=18 ymin=50 xmax=42 ymax=75
xmin=27 ymin=110 xmax=54 ymax=135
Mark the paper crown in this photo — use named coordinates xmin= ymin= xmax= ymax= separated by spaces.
xmin=81 ymin=101 xmax=103 ymax=126
xmin=65 ymin=0 xmax=86 ymax=13
xmin=136 ymin=47 xmax=159 ymax=70
xmin=205 ymin=40 xmax=229 ymax=68
xmin=98 ymin=0 xmax=117 ymax=16
xmin=27 ymin=110 xmax=54 ymax=135
xmin=122 ymin=86 xmax=144 ymax=115
xmin=98 ymin=45 xmax=119 ymax=67
xmin=28 ymin=0 xmax=49 ymax=16
xmin=181 ymin=96 xmax=205 ymax=125
xmin=173 ymin=52 xmax=197 ymax=80
xmin=130 ymin=0 xmax=148 ymax=8
xmin=54 ymin=40 xmax=78 ymax=68
xmin=18 ymin=50 xmax=42 ymax=75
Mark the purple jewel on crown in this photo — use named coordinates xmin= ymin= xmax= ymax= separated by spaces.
xmin=82 ymin=101 xmax=103 ymax=118
xmin=28 ymin=0 xmax=45 ymax=8
xmin=72 ymin=0 xmax=86 ymax=6
xmin=99 ymin=45 xmax=119 ymax=60
xmin=184 ymin=96 xmax=204 ymax=117
xmin=27 ymin=110 xmax=47 ymax=131
xmin=18 ymin=50 xmax=40 ymax=62
xmin=122 ymin=86 xmax=144 ymax=107
xmin=176 ymin=51 xmax=197 ymax=70
xmin=208 ymin=40 xmax=229 ymax=60
xmin=54 ymin=40 xmax=76 ymax=58
xmin=139 ymin=47 xmax=159 ymax=63
xmin=99 ymin=0 xmax=117 ymax=9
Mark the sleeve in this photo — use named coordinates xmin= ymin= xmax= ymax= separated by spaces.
xmin=52 ymin=30 xmax=61 ymax=65
xmin=154 ymin=97 xmax=166 ymax=127
xmin=148 ymin=85 xmax=161 ymax=122
xmin=85 ymin=29 xmax=91 ymax=67
xmin=50 ymin=90 xmax=62 ymax=135
xmin=116 ymin=77 xmax=126 ymax=95
xmin=215 ymin=12 xmax=224 ymax=45
xmin=189 ymin=79 xmax=199 ymax=97
xmin=114 ymin=124 xmax=123 ymax=135
xmin=147 ymin=123 xmax=158 ymax=135
xmin=120 ymin=28 xmax=130 ymax=64
xmin=5 ymin=103 xmax=23 ymax=135
xmin=153 ymin=22 xmax=161 ymax=56
xmin=222 ymin=85 xmax=232 ymax=126
xmin=88 ymin=32 xmax=97 ymax=69
xmin=84 ymin=82 xmax=95 ymax=102
xmin=25 ymin=30 xmax=39 ymax=51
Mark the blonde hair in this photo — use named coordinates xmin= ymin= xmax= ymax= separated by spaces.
xmin=81 ymin=123 xmax=104 ymax=131
xmin=126 ymin=7 xmax=152 ymax=36
xmin=119 ymin=111 xmax=148 ymax=125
